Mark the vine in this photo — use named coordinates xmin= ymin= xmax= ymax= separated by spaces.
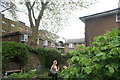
xmin=2 ymin=41 xmax=29 ymax=70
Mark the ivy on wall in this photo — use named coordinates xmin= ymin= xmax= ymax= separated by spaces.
xmin=28 ymin=47 xmax=66 ymax=68
xmin=2 ymin=41 xmax=29 ymax=71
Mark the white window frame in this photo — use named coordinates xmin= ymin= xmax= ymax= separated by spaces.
xmin=21 ymin=34 xmax=28 ymax=42
xmin=69 ymin=43 xmax=74 ymax=48
xmin=1 ymin=30 xmax=5 ymax=32
xmin=11 ymin=24 xmax=15 ymax=27
xmin=43 ymin=40 xmax=48 ymax=46
xmin=2 ymin=21 xmax=6 ymax=24
xmin=58 ymin=42 xmax=62 ymax=47
xmin=116 ymin=12 xmax=120 ymax=22
xmin=51 ymin=42 xmax=55 ymax=48
xmin=37 ymin=38 xmax=40 ymax=44
xmin=82 ymin=43 xmax=84 ymax=46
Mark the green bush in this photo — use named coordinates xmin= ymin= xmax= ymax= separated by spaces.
xmin=7 ymin=69 xmax=49 ymax=78
xmin=28 ymin=47 xmax=65 ymax=68
xmin=2 ymin=41 xmax=29 ymax=70
xmin=60 ymin=29 xmax=120 ymax=80
xmin=37 ymin=48 xmax=65 ymax=68
xmin=8 ymin=71 xmax=36 ymax=78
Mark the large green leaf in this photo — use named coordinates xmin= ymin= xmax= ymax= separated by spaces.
xmin=111 ymin=63 xmax=118 ymax=71
xmin=84 ymin=66 xmax=92 ymax=74
xmin=108 ymin=66 xmax=115 ymax=74
xmin=60 ymin=29 xmax=120 ymax=80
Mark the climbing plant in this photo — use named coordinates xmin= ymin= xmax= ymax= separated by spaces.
xmin=28 ymin=47 xmax=65 ymax=68
xmin=2 ymin=41 xmax=29 ymax=70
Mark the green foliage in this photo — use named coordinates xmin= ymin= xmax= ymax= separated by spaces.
xmin=8 ymin=71 xmax=36 ymax=78
xmin=2 ymin=41 xmax=29 ymax=70
xmin=6 ymin=68 xmax=49 ymax=78
xmin=60 ymin=29 xmax=120 ymax=80
xmin=28 ymin=47 xmax=65 ymax=68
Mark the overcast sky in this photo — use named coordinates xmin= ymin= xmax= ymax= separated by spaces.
xmin=57 ymin=0 xmax=118 ymax=40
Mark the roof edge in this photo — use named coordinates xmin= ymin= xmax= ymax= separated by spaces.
xmin=79 ymin=8 xmax=120 ymax=23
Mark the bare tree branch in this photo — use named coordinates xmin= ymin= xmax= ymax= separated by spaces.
xmin=31 ymin=0 xmax=36 ymax=8
xmin=25 ymin=2 xmax=34 ymax=27
xmin=0 ymin=5 xmax=14 ymax=12
xmin=29 ymin=1 xmax=36 ymax=21
xmin=37 ymin=1 xmax=49 ymax=27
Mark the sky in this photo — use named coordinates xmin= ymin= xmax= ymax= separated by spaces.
xmin=57 ymin=0 xmax=118 ymax=40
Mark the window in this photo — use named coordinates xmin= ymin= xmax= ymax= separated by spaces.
xmin=58 ymin=41 xmax=63 ymax=47
xmin=116 ymin=11 xmax=120 ymax=22
xmin=2 ymin=21 xmax=6 ymax=24
xmin=24 ymin=34 xmax=28 ymax=42
xmin=37 ymin=38 xmax=39 ymax=44
xmin=51 ymin=42 xmax=55 ymax=48
xmin=1 ymin=30 xmax=5 ymax=32
xmin=21 ymin=34 xmax=28 ymax=42
xmin=43 ymin=40 xmax=48 ymax=46
xmin=82 ymin=43 xmax=84 ymax=46
xmin=21 ymin=36 xmax=24 ymax=41
xmin=26 ymin=29 xmax=29 ymax=31
xmin=69 ymin=43 xmax=74 ymax=48
xmin=11 ymin=24 xmax=15 ymax=27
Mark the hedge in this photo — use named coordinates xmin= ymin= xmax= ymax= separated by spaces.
xmin=2 ymin=41 xmax=29 ymax=71
xmin=28 ymin=47 xmax=66 ymax=68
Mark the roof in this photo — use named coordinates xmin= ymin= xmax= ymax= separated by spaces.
xmin=79 ymin=8 xmax=120 ymax=23
xmin=1 ymin=14 xmax=59 ymax=42
xmin=65 ymin=38 xmax=85 ymax=44
xmin=1 ymin=31 xmax=31 ymax=37
xmin=1 ymin=30 xmax=58 ymax=42
xmin=38 ymin=30 xmax=59 ymax=42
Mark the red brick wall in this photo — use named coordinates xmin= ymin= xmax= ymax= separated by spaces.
xmin=25 ymin=53 xmax=40 ymax=70
xmin=64 ymin=43 xmax=84 ymax=53
xmin=2 ymin=34 xmax=20 ymax=43
xmin=64 ymin=44 xmax=69 ymax=53
xmin=85 ymin=14 xmax=119 ymax=46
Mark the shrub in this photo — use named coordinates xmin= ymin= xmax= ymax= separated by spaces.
xmin=37 ymin=48 xmax=65 ymax=68
xmin=28 ymin=47 xmax=65 ymax=68
xmin=2 ymin=41 xmax=29 ymax=70
xmin=8 ymin=71 xmax=36 ymax=78
xmin=60 ymin=29 xmax=120 ymax=80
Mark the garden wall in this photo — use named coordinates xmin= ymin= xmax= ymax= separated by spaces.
xmin=25 ymin=53 xmax=40 ymax=71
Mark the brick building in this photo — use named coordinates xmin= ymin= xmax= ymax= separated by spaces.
xmin=64 ymin=38 xmax=85 ymax=53
xmin=80 ymin=8 xmax=120 ymax=46
xmin=1 ymin=14 xmax=59 ymax=48
xmin=1 ymin=14 xmax=59 ymax=72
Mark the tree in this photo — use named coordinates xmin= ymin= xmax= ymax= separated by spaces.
xmin=0 ymin=1 xmax=17 ymax=19
xmin=0 ymin=0 xmax=95 ymax=45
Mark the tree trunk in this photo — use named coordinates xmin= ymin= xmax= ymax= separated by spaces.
xmin=25 ymin=1 xmax=49 ymax=47
xmin=30 ymin=26 xmax=38 ymax=47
